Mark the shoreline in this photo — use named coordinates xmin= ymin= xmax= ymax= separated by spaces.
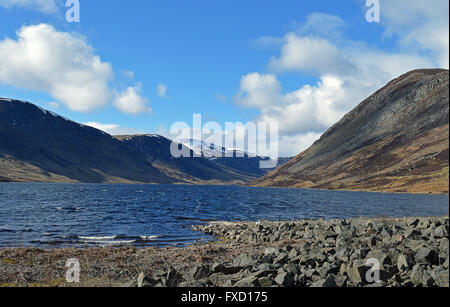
xmin=1 ymin=181 xmax=449 ymax=196
xmin=0 ymin=216 xmax=448 ymax=287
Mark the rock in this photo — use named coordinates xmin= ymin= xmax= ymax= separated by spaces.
xmin=367 ymin=235 xmax=378 ymax=248
xmin=211 ymin=262 xmax=226 ymax=273
xmin=434 ymin=271 xmax=449 ymax=287
xmin=367 ymin=250 xmax=391 ymax=265
xmin=283 ymin=263 xmax=298 ymax=274
xmin=257 ymin=277 xmax=274 ymax=287
xmin=304 ymin=269 xmax=319 ymax=279
xmin=336 ymin=248 xmax=351 ymax=261
xmin=274 ymin=271 xmax=295 ymax=287
xmin=273 ymin=252 xmax=288 ymax=265
xmin=434 ymin=225 xmax=448 ymax=238
xmin=311 ymin=275 xmax=337 ymax=287
xmin=121 ymin=279 xmax=137 ymax=287
xmin=288 ymin=248 xmax=298 ymax=258
xmin=264 ymin=247 xmax=278 ymax=256
xmin=166 ymin=267 xmax=183 ymax=287
xmin=234 ymin=275 xmax=259 ymax=287
xmin=188 ymin=265 xmax=210 ymax=280
xmin=318 ymin=262 xmax=339 ymax=277
xmin=137 ymin=272 xmax=157 ymax=288
xmin=233 ymin=254 xmax=254 ymax=268
xmin=408 ymin=218 xmax=420 ymax=227
xmin=415 ymin=248 xmax=439 ymax=265
xmin=335 ymin=275 xmax=348 ymax=287
xmin=347 ymin=264 xmax=368 ymax=285
xmin=409 ymin=264 xmax=434 ymax=287
xmin=410 ymin=264 xmax=423 ymax=286
xmin=397 ymin=254 xmax=414 ymax=272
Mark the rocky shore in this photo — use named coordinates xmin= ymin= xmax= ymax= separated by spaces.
xmin=0 ymin=216 xmax=448 ymax=287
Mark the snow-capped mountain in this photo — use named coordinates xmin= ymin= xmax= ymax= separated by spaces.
xmin=179 ymin=139 xmax=252 ymax=159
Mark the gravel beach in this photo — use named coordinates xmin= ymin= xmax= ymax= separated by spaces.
xmin=0 ymin=216 xmax=448 ymax=287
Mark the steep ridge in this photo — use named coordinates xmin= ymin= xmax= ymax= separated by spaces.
xmin=254 ymin=69 xmax=449 ymax=194
xmin=115 ymin=134 xmax=258 ymax=184
xmin=0 ymin=99 xmax=173 ymax=183
xmin=0 ymin=99 xmax=267 ymax=184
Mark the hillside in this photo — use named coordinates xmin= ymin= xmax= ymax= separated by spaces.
xmin=115 ymin=134 xmax=259 ymax=184
xmin=0 ymin=99 xmax=175 ymax=183
xmin=0 ymin=98 xmax=271 ymax=184
xmin=254 ymin=69 xmax=449 ymax=194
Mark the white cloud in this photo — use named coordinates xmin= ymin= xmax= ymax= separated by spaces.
xmin=83 ymin=122 xmax=146 ymax=136
xmin=268 ymin=34 xmax=354 ymax=75
xmin=113 ymin=83 xmax=152 ymax=115
xmin=157 ymin=83 xmax=167 ymax=98
xmin=0 ymin=0 xmax=59 ymax=13
xmin=381 ymin=0 xmax=449 ymax=68
xmin=0 ymin=23 xmax=151 ymax=115
xmin=0 ymin=24 xmax=113 ymax=112
xmin=237 ymin=7 xmax=447 ymax=156
xmin=235 ymin=73 xmax=281 ymax=109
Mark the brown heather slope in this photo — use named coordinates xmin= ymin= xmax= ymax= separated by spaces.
xmin=254 ymin=69 xmax=449 ymax=194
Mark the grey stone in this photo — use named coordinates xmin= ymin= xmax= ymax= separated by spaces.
xmin=166 ymin=267 xmax=183 ymax=287
xmin=415 ymin=248 xmax=439 ymax=265
xmin=234 ymin=275 xmax=259 ymax=287
xmin=366 ymin=250 xmax=391 ymax=265
xmin=257 ymin=277 xmax=274 ymax=287
xmin=274 ymin=271 xmax=295 ymax=287
xmin=397 ymin=254 xmax=414 ymax=272
xmin=233 ymin=254 xmax=254 ymax=267
xmin=137 ymin=272 xmax=157 ymax=288
xmin=311 ymin=275 xmax=337 ymax=287
xmin=410 ymin=264 xmax=434 ymax=287
xmin=188 ymin=265 xmax=210 ymax=280
xmin=434 ymin=225 xmax=448 ymax=238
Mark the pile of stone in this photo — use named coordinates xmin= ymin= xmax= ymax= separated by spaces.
xmin=128 ymin=217 xmax=449 ymax=287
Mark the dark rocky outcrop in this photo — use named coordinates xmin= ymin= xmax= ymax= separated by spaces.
xmin=0 ymin=99 xmax=277 ymax=184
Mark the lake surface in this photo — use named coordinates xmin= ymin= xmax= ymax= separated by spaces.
xmin=0 ymin=183 xmax=448 ymax=248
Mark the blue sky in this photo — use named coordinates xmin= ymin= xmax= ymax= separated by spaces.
xmin=0 ymin=0 xmax=448 ymax=156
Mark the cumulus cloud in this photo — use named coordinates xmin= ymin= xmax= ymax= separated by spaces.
xmin=157 ymin=83 xmax=167 ymax=98
xmin=236 ymin=8 xmax=447 ymax=156
xmin=113 ymin=83 xmax=152 ymax=115
xmin=381 ymin=0 xmax=449 ymax=68
xmin=83 ymin=122 xmax=146 ymax=136
xmin=268 ymin=34 xmax=354 ymax=75
xmin=0 ymin=24 xmax=113 ymax=112
xmin=0 ymin=0 xmax=59 ymax=13
xmin=0 ymin=23 xmax=152 ymax=115
xmin=235 ymin=73 xmax=281 ymax=109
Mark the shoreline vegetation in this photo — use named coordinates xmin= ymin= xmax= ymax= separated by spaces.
xmin=0 ymin=216 xmax=448 ymax=287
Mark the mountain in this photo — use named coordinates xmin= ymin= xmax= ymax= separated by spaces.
xmin=0 ymin=98 xmax=271 ymax=184
xmin=179 ymin=138 xmax=291 ymax=177
xmin=0 ymin=98 xmax=174 ymax=183
xmin=114 ymin=134 xmax=259 ymax=183
xmin=254 ymin=69 xmax=449 ymax=194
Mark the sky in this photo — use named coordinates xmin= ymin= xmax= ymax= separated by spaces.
xmin=0 ymin=0 xmax=448 ymax=156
